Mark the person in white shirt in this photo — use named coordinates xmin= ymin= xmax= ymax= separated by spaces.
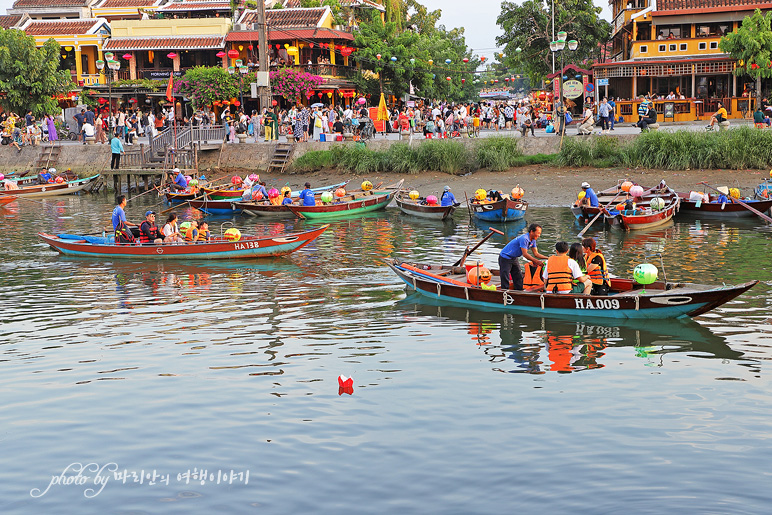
xmin=666 ymin=91 xmax=676 ymax=100
xmin=577 ymin=104 xmax=595 ymax=135
xmin=542 ymin=241 xmax=591 ymax=294
xmin=162 ymin=213 xmax=184 ymax=243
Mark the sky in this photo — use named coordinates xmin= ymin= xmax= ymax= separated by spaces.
xmin=0 ymin=0 xmax=613 ymax=60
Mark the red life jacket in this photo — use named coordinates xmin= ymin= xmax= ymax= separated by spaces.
xmin=139 ymin=220 xmax=160 ymax=244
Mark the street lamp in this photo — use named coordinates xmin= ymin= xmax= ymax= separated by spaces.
xmin=550 ymin=35 xmax=578 ymax=135
xmin=96 ymin=52 xmax=121 ymax=137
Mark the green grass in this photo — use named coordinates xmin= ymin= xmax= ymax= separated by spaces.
xmin=557 ymin=127 xmax=772 ymax=170
xmin=474 ymin=137 xmax=524 ymax=172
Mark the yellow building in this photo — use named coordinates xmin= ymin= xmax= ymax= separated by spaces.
xmin=594 ymin=0 xmax=766 ymax=121
xmin=21 ymin=17 xmax=111 ymax=86
xmin=91 ymin=0 xmax=164 ymax=22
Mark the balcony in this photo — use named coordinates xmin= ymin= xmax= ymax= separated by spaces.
xmin=631 ymin=37 xmax=724 ymax=59
xmin=69 ymin=72 xmax=104 ymax=87
xmin=612 ymin=8 xmax=647 ymax=34
xmin=269 ymin=63 xmax=354 ymax=79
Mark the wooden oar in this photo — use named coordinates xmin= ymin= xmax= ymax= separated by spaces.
xmin=126 ymin=185 xmax=160 ymax=204
xmin=698 ymin=182 xmax=772 ymax=223
xmin=453 ymin=227 xmax=505 ymax=267
xmin=158 ymin=173 xmax=237 ymax=214
xmin=578 ymin=190 xmax=624 ymax=239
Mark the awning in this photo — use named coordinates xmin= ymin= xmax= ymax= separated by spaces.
xmin=104 ymin=36 xmax=225 ymax=51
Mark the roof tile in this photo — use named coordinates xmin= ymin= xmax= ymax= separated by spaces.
xmin=96 ymin=0 xmax=158 ymax=7
xmin=25 ymin=19 xmax=98 ymax=35
xmin=0 ymin=14 xmax=23 ymax=29
xmin=241 ymin=7 xmax=327 ymax=27
xmin=159 ymin=1 xmax=231 ymax=10
xmin=227 ymin=27 xmax=353 ymax=42
xmin=12 ymin=0 xmax=88 ymax=7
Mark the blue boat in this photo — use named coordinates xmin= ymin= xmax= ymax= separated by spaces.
xmin=755 ymin=179 xmax=772 ymax=200
xmin=468 ymin=197 xmax=528 ymax=223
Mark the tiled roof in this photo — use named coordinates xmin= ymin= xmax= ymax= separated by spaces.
xmin=25 ymin=19 xmax=100 ymax=35
xmin=227 ymin=27 xmax=353 ymax=42
xmin=103 ymin=35 xmax=225 ymax=50
xmin=12 ymin=0 xmax=88 ymax=7
xmin=657 ymin=0 xmax=762 ymax=11
xmin=241 ymin=7 xmax=327 ymax=27
xmin=96 ymin=0 xmax=158 ymax=7
xmin=0 ymin=14 xmax=23 ymax=29
xmin=340 ymin=0 xmax=384 ymax=11
xmin=158 ymin=1 xmax=231 ymax=10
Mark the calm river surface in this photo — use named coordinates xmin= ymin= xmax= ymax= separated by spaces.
xmin=1 ymin=193 xmax=772 ymax=512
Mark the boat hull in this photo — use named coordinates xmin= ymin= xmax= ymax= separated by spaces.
xmin=396 ymin=195 xmax=456 ymax=220
xmin=38 ymin=225 xmax=328 ymax=260
xmin=677 ymin=194 xmax=772 ymax=218
xmin=234 ymin=202 xmax=292 ymax=217
xmin=286 ymin=181 xmax=404 ymax=219
xmin=469 ymin=198 xmax=527 ymax=222
xmin=0 ymin=175 xmax=99 ymax=198
xmin=388 ymin=260 xmax=757 ymax=320
xmin=187 ymin=199 xmax=242 ymax=215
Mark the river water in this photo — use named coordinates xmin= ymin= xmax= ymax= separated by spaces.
xmin=1 ymin=194 xmax=771 ymax=512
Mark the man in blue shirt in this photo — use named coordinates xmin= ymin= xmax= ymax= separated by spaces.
xmin=498 ymin=223 xmax=548 ymax=290
xmin=111 ymin=195 xmax=137 ymax=231
xmin=440 ymin=185 xmax=458 ymax=207
xmin=172 ymin=168 xmax=187 ymax=190
xmin=110 ymin=135 xmax=124 ymax=169
xmin=298 ymin=182 xmax=315 ymax=206
xmin=581 ymin=182 xmax=599 ymax=207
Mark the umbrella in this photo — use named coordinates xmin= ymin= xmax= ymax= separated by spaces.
xmin=311 ymin=102 xmax=324 ymax=108
xmin=377 ymin=92 xmax=389 ymax=123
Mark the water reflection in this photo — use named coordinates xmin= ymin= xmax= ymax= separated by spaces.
xmin=398 ymin=293 xmax=755 ymax=375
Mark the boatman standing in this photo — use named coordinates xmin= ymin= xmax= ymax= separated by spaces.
xmin=498 ymin=223 xmax=548 ymax=290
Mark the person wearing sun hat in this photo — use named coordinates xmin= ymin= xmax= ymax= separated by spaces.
xmin=440 ymin=185 xmax=458 ymax=207
xmin=580 ymin=182 xmax=599 ymax=207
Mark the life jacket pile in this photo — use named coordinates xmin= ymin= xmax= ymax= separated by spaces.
xmin=523 ymin=262 xmax=544 ymax=291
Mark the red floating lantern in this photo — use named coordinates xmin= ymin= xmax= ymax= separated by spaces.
xmin=228 ymin=49 xmax=239 ymax=59
xmin=233 ymin=100 xmax=241 ymax=107
xmin=216 ymin=51 xmax=226 ymax=58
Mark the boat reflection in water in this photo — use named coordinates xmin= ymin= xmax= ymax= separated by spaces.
xmin=398 ymin=293 xmax=750 ymax=375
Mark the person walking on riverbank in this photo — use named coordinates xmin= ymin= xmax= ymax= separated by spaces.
xmin=499 ymin=224 xmax=547 ymax=291
xmin=110 ymin=134 xmax=124 ymax=170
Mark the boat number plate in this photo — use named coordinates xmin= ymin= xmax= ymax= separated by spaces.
xmin=234 ymin=241 xmax=260 ymax=250
xmin=575 ymin=298 xmax=620 ymax=309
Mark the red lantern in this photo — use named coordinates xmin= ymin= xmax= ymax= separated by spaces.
xmin=318 ymin=92 xmax=323 ymax=98
xmin=505 ymin=78 xmax=509 ymax=82
xmin=275 ymin=44 xmax=280 ymax=49
xmin=376 ymin=54 xmax=382 ymax=60
xmin=446 ymin=76 xmax=451 ymax=81
xmin=167 ymin=52 xmax=177 ymax=59
xmin=228 ymin=49 xmax=239 ymax=59
xmin=122 ymin=53 xmax=133 ymax=60
xmin=480 ymin=56 xmax=487 ymax=62
xmin=463 ymin=57 xmax=469 ymax=63
xmin=461 ymin=78 xmax=465 ymax=83
xmin=234 ymin=100 xmax=241 ymax=107
xmin=341 ymin=47 xmax=352 ymax=57
xmin=272 ymin=99 xmax=278 ymax=106
xmin=309 ymin=43 xmax=314 ymax=48
xmin=248 ymin=45 xmax=253 ymax=50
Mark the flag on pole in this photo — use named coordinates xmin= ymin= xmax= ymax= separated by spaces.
xmin=166 ymin=73 xmax=174 ymax=102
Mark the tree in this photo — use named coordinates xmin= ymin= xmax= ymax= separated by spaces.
xmin=496 ymin=0 xmax=611 ymax=85
xmin=270 ymin=67 xmax=325 ymax=101
xmin=174 ymin=66 xmax=240 ymax=109
xmin=0 ymin=28 xmax=71 ymax=116
xmin=720 ymin=9 xmax=772 ymax=104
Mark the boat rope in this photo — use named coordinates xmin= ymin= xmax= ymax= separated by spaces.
xmin=540 ymin=294 xmax=545 ymax=310
xmin=436 ymin=282 xmax=441 ymax=298
xmin=635 ymin=296 xmax=640 ymax=311
xmin=464 ymin=287 xmax=469 ymax=300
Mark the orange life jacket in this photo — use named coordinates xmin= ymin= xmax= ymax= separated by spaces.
xmin=523 ymin=262 xmax=544 ymax=290
xmin=545 ymin=254 xmax=573 ymax=293
xmin=184 ymin=227 xmax=198 ymax=242
xmin=586 ymin=250 xmax=609 ymax=286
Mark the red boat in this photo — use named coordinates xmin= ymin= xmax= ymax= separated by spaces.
xmin=676 ymin=191 xmax=772 ymax=218
xmin=38 ymin=225 xmax=329 ymax=260
xmin=605 ymin=187 xmax=680 ymax=230
xmin=0 ymin=195 xmax=17 ymax=207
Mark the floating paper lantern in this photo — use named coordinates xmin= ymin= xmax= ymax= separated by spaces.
xmin=511 ymin=186 xmax=524 ymax=199
xmin=649 ymin=197 xmax=665 ymax=210
xmin=467 ymin=266 xmax=492 ymax=286
xmin=231 ymin=175 xmax=242 ymax=185
xmin=268 ymin=188 xmax=279 ymax=199
xmin=426 ymin=195 xmax=438 ymax=206
xmin=408 ymin=190 xmax=419 ymax=200
xmin=248 ymin=173 xmax=259 ymax=182
xmin=621 ymin=180 xmax=633 ymax=192
xmin=475 ymin=188 xmax=487 ymax=201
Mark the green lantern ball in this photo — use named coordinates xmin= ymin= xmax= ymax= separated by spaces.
xmin=633 ymin=263 xmax=658 ymax=285
xmin=321 ymin=191 xmax=333 ymax=203
xmin=649 ymin=197 xmax=665 ymax=211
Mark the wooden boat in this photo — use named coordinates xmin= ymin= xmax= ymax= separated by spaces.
xmin=468 ymin=196 xmax=527 ymax=223
xmin=0 ymin=195 xmax=17 ymax=207
xmin=38 ymin=225 xmax=329 ymax=260
xmin=165 ymin=191 xmax=197 ymax=203
xmin=395 ymin=192 xmax=456 ymax=221
xmin=203 ymin=186 xmax=245 ymax=200
xmin=755 ymin=179 xmax=772 ymax=200
xmin=605 ymin=188 xmax=680 ymax=230
xmin=0 ymin=174 xmax=99 ymax=198
xmin=286 ymin=180 xmax=404 ymax=220
xmin=388 ymin=259 xmax=757 ymax=320
xmin=676 ymin=191 xmax=772 ymax=218
xmin=570 ymin=181 xmax=664 ymax=220
xmin=236 ymin=180 xmax=350 ymax=217
xmin=186 ymin=198 xmax=242 ymax=215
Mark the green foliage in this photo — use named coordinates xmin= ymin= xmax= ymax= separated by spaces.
xmin=291 ymin=150 xmax=335 ymax=172
xmin=0 ymin=29 xmax=71 ymax=116
xmin=475 ymin=137 xmax=524 ymax=171
xmin=556 ymin=128 xmax=772 ymax=170
xmin=496 ymin=0 xmax=611 ymax=85
xmin=174 ymin=66 xmax=240 ymax=109
xmin=720 ymin=9 xmax=772 ymax=79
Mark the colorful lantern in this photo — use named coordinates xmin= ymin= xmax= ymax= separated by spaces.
xmin=361 ymin=180 xmax=373 ymax=191
xmin=408 ymin=190 xmax=419 ymax=200
xmin=629 ymin=185 xmax=644 ymax=197
xmin=122 ymin=53 xmax=132 ymax=60
xmin=268 ymin=188 xmax=280 ymax=199
xmin=621 ymin=181 xmax=633 ymax=192
xmin=428 ymin=59 xmax=433 ymax=66
xmin=334 ymin=188 xmax=346 ymax=197
xmin=462 ymin=57 xmax=469 ymax=63
xmin=228 ymin=49 xmax=239 ymax=59
xmin=633 ymin=263 xmax=658 ymax=285
xmin=376 ymin=54 xmax=382 ymax=60
xmin=231 ymin=175 xmax=242 ymax=185
xmin=426 ymin=195 xmax=438 ymax=206
xmin=390 ymin=56 xmax=397 ymax=62
xmin=475 ymin=188 xmax=487 ymax=201
xmin=224 ymin=228 xmax=242 ymax=242
xmin=511 ymin=186 xmax=524 ymax=199
xmin=321 ymin=191 xmax=333 ymax=203
xmin=445 ymin=59 xmax=452 ymax=64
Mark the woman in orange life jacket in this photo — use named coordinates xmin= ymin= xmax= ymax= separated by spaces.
xmin=568 ymin=243 xmax=593 ymax=295
xmin=582 ymin=237 xmax=611 ymax=295
xmin=138 ymin=210 xmax=163 ymax=244
xmin=541 ymin=241 xmax=590 ymax=294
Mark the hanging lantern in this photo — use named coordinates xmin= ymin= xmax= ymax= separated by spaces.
xmin=410 ymin=58 xmax=415 ymax=64
xmin=122 ymin=53 xmax=132 ymax=60
xmin=341 ymin=47 xmax=352 ymax=57
xmin=428 ymin=59 xmax=433 ymax=66
xmin=505 ymin=78 xmax=509 ymax=82
xmin=499 ymin=53 xmax=504 ymax=58
xmin=327 ymin=92 xmax=332 ymax=98
xmin=249 ymin=44 xmax=253 ymax=50
xmin=516 ymin=47 xmax=522 ymax=53
xmin=309 ymin=43 xmax=314 ymax=48
xmin=65 ymin=46 xmax=73 ymax=52
xmin=446 ymin=76 xmax=451 ymax=81
xmin=461 ymin=78 xmax=465 ymax=83
xmin=445 ymin=58 xmax=452 ymax=64
xmin=233 ymin=100 xmax=241 ymax=107
xmin=275 ymin=44 xmax=280 ymax=49
xmin=284 ymin=43 xmax=290 ymax=49
xmin=216 ymin=51 xmax=226 ymax=58
xmin=239 ymin=45 xmax=244 ymax=51
xmin=272 ymin=99 xmax=278 ymax=106
xmin=167 ymin=52 xmax=177 ymax=59
xmin=390 ymin=56 xmax=397 ymax=62
xmin=545 ymin=79 xmax=551 ymax=85
xmin=318 ymin=92 xmax=323 ymax=97
xmin=376 ymin=53 xmax=381 ymax=60
xmin=228 ymin=49 xmax=240 ymax=58
xmin=480 ymin=56 xmax=486 ymax=62
xmin=463 ymin=57 xmax=469 ymax=63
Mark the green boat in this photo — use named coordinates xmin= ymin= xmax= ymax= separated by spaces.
xmin=286 ymin=180 xmax=404 ymax=219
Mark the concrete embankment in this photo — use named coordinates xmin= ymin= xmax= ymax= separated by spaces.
xmin=1 ymin=135 xmax=643 ymax=177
